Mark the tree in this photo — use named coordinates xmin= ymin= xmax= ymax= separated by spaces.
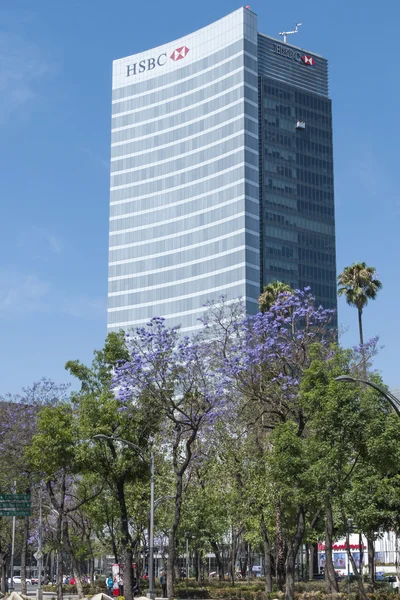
xmin=337 ymin=262 xmax=382 ymax=361
xmin=66 ymin=331 xmax=153 ymax=600
xmin=114 ymin=318 xmax=223 ymax=600
xmin=258 ymin=280 xmax=293 ymax=313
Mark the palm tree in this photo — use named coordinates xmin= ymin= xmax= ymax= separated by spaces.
xmin=258 ymin=280 xmax=293 ymax=313
xmin=337 ymin=262 xmax=382 ymax=348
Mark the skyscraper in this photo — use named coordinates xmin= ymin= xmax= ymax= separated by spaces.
xmin=108 ymin=8 xmax=336 ymax=333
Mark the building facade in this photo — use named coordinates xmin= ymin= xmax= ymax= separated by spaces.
xmin=108 ymin=8 xmax=336 ymax=333
xmin=258 ymin=34 xmax=336 ymax=310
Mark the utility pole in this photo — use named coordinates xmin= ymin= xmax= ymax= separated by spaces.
xmin=9 ymin=481 xmax=17 ymax=592
xmin=36 ymin=487 xmax=43 ymax=600
xmin=147 ymin=452 xmax=155 ymax=600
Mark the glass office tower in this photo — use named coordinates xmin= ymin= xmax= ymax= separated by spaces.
xmin=108 ymin=9 xmax=260 ymax=333
xmin=107 ymin=8 xmax=337 ymax=333
xmin=258 ymin=34 xmax=337 ymax=310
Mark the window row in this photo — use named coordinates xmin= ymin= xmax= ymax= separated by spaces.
xmin=109 ymin=221 xmax=260 ymax=263
xmin=263 ymin=210 xmax=335 ymax=235
xmin=263 ymin=98 xmax=293 ymax=116
xmin=110 ymin=191 xmax=259 ymax=233
xmin=265 ymin=177 xmax=297 ymax=195
xmin=263 ymin=115 xmax=295 ymax=133
xmin=295 ymin=107 xmax=331 ymax=126
xmin=298 ymin=200 xmax=334 ymax=219
xmin=110 ymin=179 xmax=258 ymax=218
xmin=112 ymin=71 xmax=256 ymax=129
xmin=298 ymin=232 xmax=336 ymax=252
xmin=264 ymin=242 xmax=296 ymax=259
xmin=264 ymin=131 xmax=294 ymax=148
xmin=110 ymin=161 xmax=258 ymax=202
xmin=263 ymin=84 xmax=293 ymax=102
xmin=108 ymin=232 xmax=256 ymax=276
xmin=111 ymin=94 xmax=254 ymax=144
xmin=112 ymin=110 xmax=256 ymax=158
xmin=107 ymin=280 xmax=251 ymax=326
xmin=110 ymin=199 xmax=255 ymax=245
xmin=108 ymin=266 xmax=247 ymax=309
xmin=109 ymin=250 xmax=257 ymax=294
xmin=110 ymin=165 xmax=254 ymax=204
xmin=296 ymin=139 xmax=333 ymax=158
xmin=296 ymin=153 xmax=333 ymax=173
xmin=111 ymin=147 xmax=258 ymax=190
xmin=264 ymin=147 xmax=296 ymax=164
xmin=111 ymin=122 xmax=257 ymax=171
xmin=298 ymin=247 xmax=336 ymax=266
xmin=297 ymin=169 xmax=333 ymax=188
xmin=113 ymin=54 xmax=256 ymax=115
xmin=294 ymin=92 xmax=331 ymax=114
xmin=297 ymin=185 xmax=333 ymax=203
xmin=111 ymin=134 xmax=255 ymax=183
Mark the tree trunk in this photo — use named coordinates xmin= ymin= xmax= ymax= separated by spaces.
xmin=261 ymin=515 xmax=272 ymax=592
xmin=275 ymin=502 xmax=285 ymax=591
xmin=210 ymin=541 xmax=223 ymax=581
xmin=62 ymin=518 xmax=84 ymax=599
xmin=325 ymin=503 xmax=339 ymax=594
xmin=347 ymin=546 xmax=368 ymax=600
xmin=0 ymin=548 xmax=7 ymax=594
xmin=57 ymin=548 xmax=63 ymax=600
xmin=21 ymin=516 xmax=29 ymax=594
xmin=285 ymin=546 xmax=296 ymax=600
xmin=167 ymin=470 xmax=183 ymax=600
xmin=116 ymin=479 xmax=133 ymax=600
xmin=284 ymin=509 xmax=305 ymax=600
xmin=308 ymin=544 xmax=314 ymax=580
xmin=367 ymin=535 xmax=375 ymax=588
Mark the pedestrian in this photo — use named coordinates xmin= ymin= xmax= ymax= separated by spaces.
xmin=106 ymin=574 xmax=113 ymax=596
xmin=113 ymin=577 xmax=119 ymax=597
xmin=160 ymin=571 xmax=167 ymax=598
xmin=119 ymin=575 xmax=124 ymax=596
xmin=132 ymin=578 xmax=140 ymax=597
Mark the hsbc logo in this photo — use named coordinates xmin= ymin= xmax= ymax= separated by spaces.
xmin=170 ymin=46 xmax=189 ymax=61
xmin=273 ymin=43 xmax=316 ymax=66
xmin=302 ymin=55 xmax=315 ymax=66
xmin=126 ymin=45 xmax=190 ymax=77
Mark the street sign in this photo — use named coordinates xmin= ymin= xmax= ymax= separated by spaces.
xmin=34 ymin=550 xmax=44 ymax=560
xmin=0 ymin=502 xmax=31 ymax=508
xmin=0 ymin=494 xmax=30 ymax=501
xmin=0 ymin=494 xmax=31 ymax=517
xmin=0 ymin=510 xmax=31 ymax=517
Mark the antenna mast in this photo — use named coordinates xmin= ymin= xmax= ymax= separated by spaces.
xmin=279 ymin=22 xmax=302 ymax=44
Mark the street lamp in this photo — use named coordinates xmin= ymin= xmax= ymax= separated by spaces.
xmin=335 ymin=376 xmax=400 ymax=419
xmin=93 ymin=435 xmax=155 ymax=600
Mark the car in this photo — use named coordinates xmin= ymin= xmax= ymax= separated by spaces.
xmin=384 ymin=574 xmax=399 ymax=590
xmin=8 ymin=576 xmax=32 ymax=585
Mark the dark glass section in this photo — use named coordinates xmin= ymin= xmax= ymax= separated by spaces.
xmin=258 ymin=74 xmax=337 ymax=314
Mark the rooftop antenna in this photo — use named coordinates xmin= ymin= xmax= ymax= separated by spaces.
xmin=279 ymin=22 xmax=302 ymax=44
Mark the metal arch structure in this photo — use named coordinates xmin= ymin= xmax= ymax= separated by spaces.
xmin=335 ymin=375 xmax=400 ymax=419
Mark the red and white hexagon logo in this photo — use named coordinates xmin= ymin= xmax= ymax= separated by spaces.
xmin=170 ymin=46 xmax=189 ymax=61
xmin=302 ymin=55 xmax=315 ymax=66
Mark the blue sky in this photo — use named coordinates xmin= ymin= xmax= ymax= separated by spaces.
xmin=0 ymin=0 xmax=399 ymax=394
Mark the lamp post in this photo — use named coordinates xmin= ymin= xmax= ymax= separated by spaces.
xmin=185 ymin=532 xmax=190 ymax=597
xmin=93 ymin=435 xmax=155 ymax=600
xmin=335 ymin=376 xmax=400 ymax=419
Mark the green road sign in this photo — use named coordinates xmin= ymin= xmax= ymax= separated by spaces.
xmin=0 ymin=510 xmax=31 ymax=517
xmin=0 ymin=502 xmax=31 ymax=508
xmin=0 ymin=494 xmax=30 ymax=501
